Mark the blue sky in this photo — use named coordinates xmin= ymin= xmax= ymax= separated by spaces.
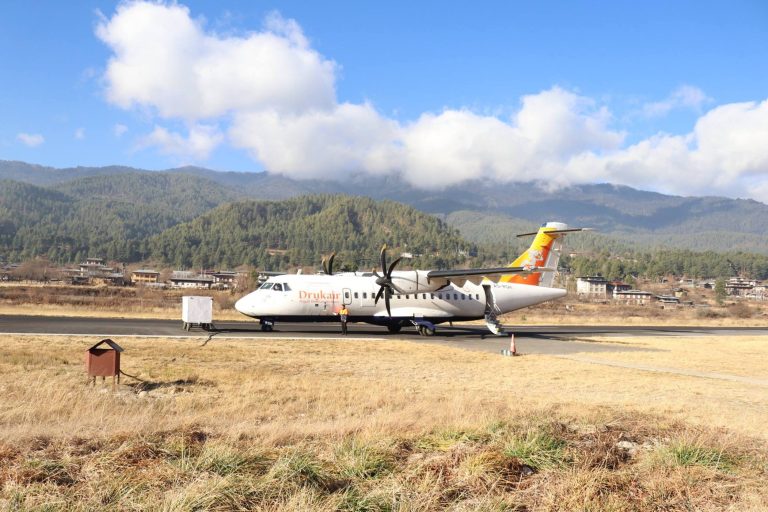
xmin=1 ymin=1 xmax=767 ymax=200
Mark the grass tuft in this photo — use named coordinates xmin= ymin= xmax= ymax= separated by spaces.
xmin=334 ymin=440 xmax=394 ymax=480
xmin=657 ymin=441 xmax=736 ymax=471
xmin=503 ymin=428 xmax=569 ymax=471
xmin=268 ymin=450 xmax=335 ymax=490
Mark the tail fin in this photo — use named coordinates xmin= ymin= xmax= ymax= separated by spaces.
xmin=500 ymin=222 xmax=570 ymax=287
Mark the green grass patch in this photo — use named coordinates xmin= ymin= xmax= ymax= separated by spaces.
xmin=415 ymin=427 xmax=486 ymax=451
xmin=503 ymin=428 xmax=569 ymax=470
xmin=335 ymin=440 xmax=393 ymax=480
xmin=656 ymin=441 xmax=737 ymax=472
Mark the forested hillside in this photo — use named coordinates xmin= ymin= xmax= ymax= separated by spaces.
xmin=3 ymin=160 xmax=768 ymax=253
xmin=0 ymin=174 xmax=240 ymax=262
xmin=564 ymin=250 xmax=768 ymax=281
xmin=148 ymin=195 xmax=473 ymax=270
xmin=3 ymin=160 xmax=768 ymax=278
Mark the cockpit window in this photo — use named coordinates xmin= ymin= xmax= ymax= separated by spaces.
xmin=282 ymin=283 xmax=291 ymax=291
xmin=273 ymin=283 xmax=283 ymax=292
xmin=260 ymin=282 xmax=273 ymax=290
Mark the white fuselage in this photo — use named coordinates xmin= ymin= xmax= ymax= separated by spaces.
xmin=235 ymin=271 xmax=566 ymax=326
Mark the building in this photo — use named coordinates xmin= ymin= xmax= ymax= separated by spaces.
xmin=725 ymin=277 xmax=759 ymax=297
xmin=613 ymin=290 xmax=655 ymax=305
xmin=576 ymin=276 xmax=632 ymax=300
xmin=170 ymin=271 xmax=214 ymax=289
xmin=66 ymin=257 xmax=125 ymax=286
xmin=211 ymin=271 xmax=239 ymax=289
xmin=576 ymin=276 xmax=609 ymax=298
xmin=131 ymin=269 xmax=161 ymax=285
xmin=609 ymin=281 xmax=632 ymax=294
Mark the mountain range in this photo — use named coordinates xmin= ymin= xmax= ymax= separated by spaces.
xmin=1 ymin=159 xmax=767 ymax=261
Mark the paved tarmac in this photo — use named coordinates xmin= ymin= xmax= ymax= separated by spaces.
xmin=2 ymin=315 xmax=767 ymax=356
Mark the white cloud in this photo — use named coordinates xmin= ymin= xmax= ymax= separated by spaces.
xmin=74 ymin=128 xmax=86 ymax=140
xmin=643 ymin=85 xmax=712 ymax=117
xmin=230 ymin=87 xmax=624 ymax=188
xmin=114 ymin=124 xmax=128 ymax=137
xmin=16 ymin=133 xmax=44 ymax=147
xmin=96 ymin=2 xmax=336 ymax=119
xmin=138 ymin=124 xmax=223 ymax=161
xmin=230 ymin=103 xmax=401 ymax=178
xmin=566 ymin=99 xmax=768 ymax=199
xmin=97 ymin=2 xmax=768 ymax=202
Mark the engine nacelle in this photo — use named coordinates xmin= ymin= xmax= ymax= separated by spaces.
xmin=389 ymin=270 xmax=449 ymax=294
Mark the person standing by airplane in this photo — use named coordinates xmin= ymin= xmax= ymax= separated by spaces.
xmin=339 ymin=305 xmax=349 ymax=335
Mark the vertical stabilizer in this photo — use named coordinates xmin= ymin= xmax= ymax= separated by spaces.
xmin=500 ymin=222 xmax=568 ymax=286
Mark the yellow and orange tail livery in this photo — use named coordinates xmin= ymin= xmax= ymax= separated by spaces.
xmin=500 ymin=222 xmax=569 ymax=287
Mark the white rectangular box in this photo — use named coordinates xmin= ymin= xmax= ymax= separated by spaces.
xmin=182 ymin=296 xmax=213 ymax=324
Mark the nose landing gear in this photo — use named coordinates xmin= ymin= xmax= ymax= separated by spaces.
xmin=260 ymin=319 xmax=274 ymax=332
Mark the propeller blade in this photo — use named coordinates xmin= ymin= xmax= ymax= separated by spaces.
xmin=379 ymin=244 xmax=388 ymax=275
xmin=384 ymin=287 xmax=392 ymax=316
xmin=327 ymin=252 xmax=335 ymax=276
xmin=374 ymin=286 xmax=385 ymax=304
xmin=321 ymin=256 xmax=328 ymax=275
xmin=387 ymin=257 xmax=402 ymax=278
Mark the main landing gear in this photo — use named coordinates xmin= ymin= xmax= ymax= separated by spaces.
xmin=387 ymin=324 xmax=402 ymax=334
xmin=416 ymin=325 xmax=435 ymax=336
xmin=411 ymin=319 xmax=436 ymax=336
xmin=387 ymin=321 xmax=433 ymax=336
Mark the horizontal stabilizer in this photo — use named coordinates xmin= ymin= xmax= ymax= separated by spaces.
xmin=516 ymin=227 xmax=593 ymax=238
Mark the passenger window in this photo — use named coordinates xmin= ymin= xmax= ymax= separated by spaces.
xmin=397 ymin=295 xmax=401 ymax=299
xmin=354 ymin=292 xmax=359 ymax=299
xmin=273 ymin=283 xmax=282 ymax=291
xmin=362 ymin=292 xmax=367 ymax=299
xmin=405 ymin=295 xmax=410 ymax=299
xmin=344 ymin=291 xmax=350 ymax=299
xmin=461 ymin=294 xmax=465 ymax=300
xmin=454 ymin=294 xmax=458 ymax=300
xmin=422 ymin=294 xmax=427 ymax=299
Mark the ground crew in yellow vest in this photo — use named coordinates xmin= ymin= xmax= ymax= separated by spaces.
xmin=339 ymin=305 xmax=349 ymax=335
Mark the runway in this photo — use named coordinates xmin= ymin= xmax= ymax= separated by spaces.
xmin=2 ymin=314 xmax=767 ymax=356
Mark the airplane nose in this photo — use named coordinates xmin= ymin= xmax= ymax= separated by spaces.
xmin=234 ymin=296 xmax=249 ymax=315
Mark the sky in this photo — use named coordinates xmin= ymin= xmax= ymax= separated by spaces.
xmin=1 ymin=1 xmax=767 ymax=201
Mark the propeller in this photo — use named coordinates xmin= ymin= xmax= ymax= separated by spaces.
xmin=321 ymin=252 xmax=336 ymax=275
xmin=373 ymin=244 xmax=402 ymax=316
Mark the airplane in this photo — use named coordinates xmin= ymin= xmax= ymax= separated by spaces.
xmin=235 ymin=222 xmax=588 ymax=336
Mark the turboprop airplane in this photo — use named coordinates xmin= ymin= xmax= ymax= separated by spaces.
xmin=235 ymin=222 xmax=587 ymax=335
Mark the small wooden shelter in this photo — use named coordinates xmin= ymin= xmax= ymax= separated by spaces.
xmin=85 ymin=339 xmax=124 ymax=387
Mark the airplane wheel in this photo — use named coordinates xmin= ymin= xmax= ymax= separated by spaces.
xmin=417 ymin=325 xmax=435 ymax=336
xmin=387 ymin=324 xmax=402 ymax=334
xmin=261 ymin=323 xmax=273 ymax=332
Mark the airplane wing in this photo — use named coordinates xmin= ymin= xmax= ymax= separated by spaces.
xmin=426 ymin=266 xmax=554 ymax=287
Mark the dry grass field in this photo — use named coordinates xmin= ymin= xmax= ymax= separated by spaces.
xmin=1 ymin=333 xmax=766 ymax=510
